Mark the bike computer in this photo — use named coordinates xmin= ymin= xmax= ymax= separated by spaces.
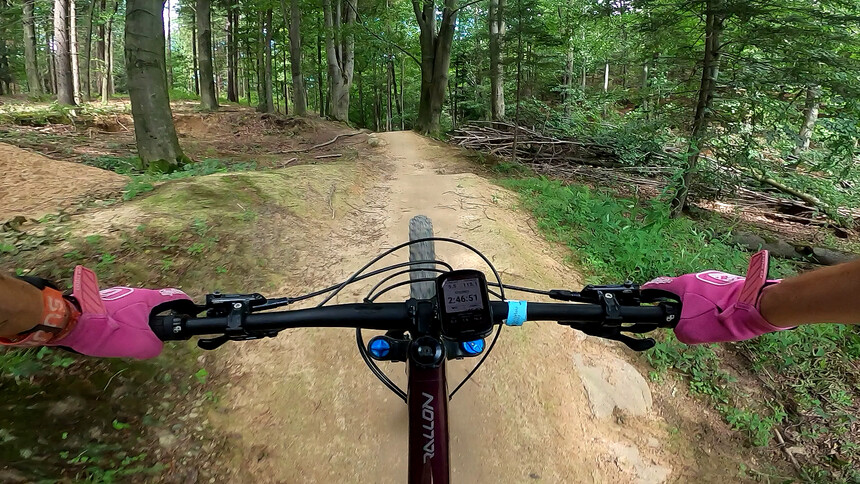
xmin=436 ymin=270 xmax=493 ymax=341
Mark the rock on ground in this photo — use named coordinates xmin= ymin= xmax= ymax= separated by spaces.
xmin=573 ymin=354 xmax=653 ymax=419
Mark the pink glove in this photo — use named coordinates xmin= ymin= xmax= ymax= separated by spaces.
xmin=49 ymin=266 xmax=192 ymax=359
xmin=642 ymin=251 xmax=791 ymax=344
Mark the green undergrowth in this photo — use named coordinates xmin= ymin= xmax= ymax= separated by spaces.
xmin=0 ymin=338 xmax=209 ymax=481
xmin=0 ymin=101 xmax=130 ymax=126
xmin=1 ymin=160 xmax=359 ymax=481
xmin=81 ymin=155 xmax=258 ymax=199
xmin=500 ymin=174 xmax=860 ymax=482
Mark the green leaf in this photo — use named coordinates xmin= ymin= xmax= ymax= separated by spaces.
xmin=194 ymin=368 xmax=208 ymax=384
xmin=112 ymin=419 xmax=131 ymax=430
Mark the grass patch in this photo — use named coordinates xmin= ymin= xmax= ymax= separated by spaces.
xmin=500 ymin=173 xmax=859 ymax=482
xmin=499 ymin=176 xmax=796 ymax=282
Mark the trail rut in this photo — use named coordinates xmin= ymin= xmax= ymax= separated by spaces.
xmin=207 ymin=131 xmax=686 ymax=483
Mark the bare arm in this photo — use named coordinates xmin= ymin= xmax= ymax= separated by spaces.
xmin=760 ymin=258 xmax=860 ymax=328
xmin=0 ymin=273 xmax=45 ymax=338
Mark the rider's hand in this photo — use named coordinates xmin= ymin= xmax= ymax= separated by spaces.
xmin=642 ymin=251 xmax=792 ymax=344
xmin=52 ymin=266 xmax=194 ymax=359
xmin=0 ymin=266 xmax=194 ymax=359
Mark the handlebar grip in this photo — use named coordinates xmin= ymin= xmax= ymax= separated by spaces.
xmin=149 ymin=314 xmax=187 ymax=341
xmin=491 ymin=301 xmax=676 ymax=327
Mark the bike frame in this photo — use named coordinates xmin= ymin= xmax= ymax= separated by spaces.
xmin=407 ymin=357 xmax=450 ymax=484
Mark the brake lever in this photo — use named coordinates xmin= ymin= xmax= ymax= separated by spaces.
xmin=560 ymin=321 xmax=657 ymax=351
xmin=196 ymin=292 xmax=279 ymax=350
xmin=198 ymin=335 xmax=230 ymax=350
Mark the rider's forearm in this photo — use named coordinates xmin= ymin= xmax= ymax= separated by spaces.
xmin=760 ymin=258 xmax=860 ymax=328
xmin=0 ymin=273 xmax=45 ymax=337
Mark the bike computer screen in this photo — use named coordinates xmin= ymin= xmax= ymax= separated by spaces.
xmin=436 ymin=270 xmax=493 ymax=341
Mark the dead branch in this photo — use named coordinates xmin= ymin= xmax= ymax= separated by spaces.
xmin=314 ymin=153 xmax=343 ymax=159
xmin=288 ymin=131 xmax=364 ymax=153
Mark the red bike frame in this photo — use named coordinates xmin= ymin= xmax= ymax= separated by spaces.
xmin=407 ymin=358 xmax=450 ymax=483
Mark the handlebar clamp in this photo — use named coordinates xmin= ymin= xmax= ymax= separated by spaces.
xmin=197 ymin=292 xmax=276 ymax=350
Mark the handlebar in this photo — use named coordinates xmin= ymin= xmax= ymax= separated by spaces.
xmin=151 ymin=299 xmax=677 ymax=349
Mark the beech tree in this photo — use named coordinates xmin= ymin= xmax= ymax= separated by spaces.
xmin=197 ymin=0 xmax=218 ymax=109
xmin=22 ymin=0 xmax=41 ymax=95
xmin=54 ymin=0 xmax=76 ymax=104
xmin=125 ymin=0 xmax=186 ymax=169
xmin=322 ymin=0 xmax=356 ymax=121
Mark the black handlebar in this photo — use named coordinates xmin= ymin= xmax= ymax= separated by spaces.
xmin=151 ymin=299 xmax=677 ymax=347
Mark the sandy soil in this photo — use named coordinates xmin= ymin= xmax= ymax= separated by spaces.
xmin=0 ymin=142 xmax=127 ymax=221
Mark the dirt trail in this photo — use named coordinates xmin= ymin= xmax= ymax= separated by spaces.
xmin=209 ymin=131 xmax=687 ymax=483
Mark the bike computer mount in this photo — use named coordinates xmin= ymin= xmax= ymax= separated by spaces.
xmin=436 ymin=270 xmax=493 ymax=341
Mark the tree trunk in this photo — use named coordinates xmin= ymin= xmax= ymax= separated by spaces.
xmin=23 ymin=0 xmax=42 ymax=95
xmin=373 ymin=62 xmax=380 ymax=130
xmin=244 ymin=37 xmax=252 ymax=105
xmin=488 ymin=0 xmax=505 ymax=121
xmin=166 ymin=0 xmax=173 ymax=88
xmin=226 ymin=4 xmax=237 ymax=102
xmin=512 ymin=0 xmax=522 ymax=160
xmin=82 ymin=0 xmax=95 ymax=99
xmin=391 ymin=59 xmax=402 ymax=127
xmin=282 ymin=47 xmax=289 ymax=114
xmin=256 ymin=8 xmax=274 ymax=113
xmin=264 ymin=9 xmax=274 ymax=112
xmin=794 ymin=84 xmax=821 ymax=156
xmin=46 ymin=20 xmax=56 ymax=94
xmin=108 ymin=21 xmax=115 ymax=95
xmin=95 ymin=0 xmax=104 ymax=94
xmin=322 ymin=0 xmax=355 ymax=122
xmin=70 ymin=0 xmax=81 ymax=102
xmin=400 ymin=57 xmax=404 ymax=129
xmin=197 ymin=0 xmax=218 ymax=110
xmin=54 ymin=0 xmax=76 ymax=105
xmin=0 ymin=0 xmax=10 ymax=95
xmin=472 ymin=6 xmax=480 ymax=109
xmin=101 ymin=0 xmax=117 ymax=103
xmin=603 ymin=62 xmax=609 ymax=92
xmin=357 ymin=68 xmax=364 ymax=126
xmin=126 ymin=0 xmax=186 ymax=170
xmin=670 ymin=0 xmax=724 ymax=217
xmin=562 ymin=44 xmax=574 ymax=115
xmin=316 ymin=13 xmax=324 ymax=116
xmin=413 ymin=0 xmax=458 ymax=136
xmin=640 ymin=59 xmax=650 ymax=116
xmin=282 ymin=0 xmax=306 ymax=115
xmin=450 ymin=57 xmax=457 ymax=129
xmin=386 ymin=56 xmax=392 ymax=131
xmin=559 ymin=0 xmax=575 ymax=117
xmin=256 ymin=10 xmax=264 ymax=109
xmin=580 ymin=58 xmax=586 ymax=90
xmin=233 ymin=10 xmax=240 ymax=101
xmin=191 ymin=18 xmax=199 ymax=94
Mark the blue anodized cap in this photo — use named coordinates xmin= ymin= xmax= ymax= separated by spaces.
xmin=369 ymin=337 xmax=391 ymax=358
xmin=460 ymin=339 xmax=485 ymax=356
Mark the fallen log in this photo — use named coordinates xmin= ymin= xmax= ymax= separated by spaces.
xmin=730 ymin=231 xmax=859 ymax=266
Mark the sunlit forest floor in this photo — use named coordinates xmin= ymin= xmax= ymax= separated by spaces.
xmin=0 ymin=97 xmax=857 ymax=482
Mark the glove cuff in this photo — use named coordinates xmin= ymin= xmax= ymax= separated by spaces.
xmin=0 ymin=287 xmax=79 ymax=347
xmin=739 ymin=250 xmax=779 ymax=308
